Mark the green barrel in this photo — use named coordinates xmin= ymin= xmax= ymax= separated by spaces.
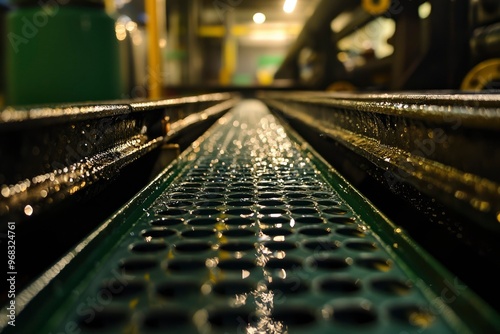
xmin=0 ymin=0 xmax=8 ymax=108
xmin=5 ymin=0 xmax=124 ymax=107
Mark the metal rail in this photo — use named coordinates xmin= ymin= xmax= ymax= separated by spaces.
xmin=259 ymin=90 xmax=500 ymax=232
xmin=1 ymin=99 xmax=499 ymax=334
xmin=0 ymin=92 xmax=240 ymax=222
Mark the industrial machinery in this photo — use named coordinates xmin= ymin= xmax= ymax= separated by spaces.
xmin=275 ymin=0 xmax=500 ymax=91
xmin=1 ymin=0 xmax=500 ymax=334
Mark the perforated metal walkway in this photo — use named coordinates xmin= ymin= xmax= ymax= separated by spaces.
xmin=4 ymin=100 xmax=500 ymax=334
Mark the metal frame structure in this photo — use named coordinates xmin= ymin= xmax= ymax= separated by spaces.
xmin=274 ymin=0 xmax=490 ymax=91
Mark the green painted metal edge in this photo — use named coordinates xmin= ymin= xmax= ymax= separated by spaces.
xmin=2 ymin=105 xmax=500 ymax=333
xmin=0 ymin=141 xmax=199 ymax=333
xmin=275 ymin=112 xmax=500 ymax=334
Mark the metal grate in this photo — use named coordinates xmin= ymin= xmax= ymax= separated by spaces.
xmin=4 ymin=100 xmax=499 ymax=334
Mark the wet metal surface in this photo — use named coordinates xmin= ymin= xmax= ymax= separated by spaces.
xmin=0 ymin=93 xmax=240 ymax=220
xmin=259 ymin=91 xmax=500 ymax=232
xmin=3 ymin=100 xmax=499 ymax=334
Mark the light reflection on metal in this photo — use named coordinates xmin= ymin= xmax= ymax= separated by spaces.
xmin=242 ymin=270 xmax=250 ymax=279
xmin=24 ymin=205 xmax=33 ymax=216
xmin=260 ymin=91 xmax=500 ymax=232
xmin=0 ymin=93 xmax=240 ymax=220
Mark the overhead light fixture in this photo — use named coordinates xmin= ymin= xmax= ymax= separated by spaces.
xmin=283 ymin=0 xmax=297 ymax=13
xmin=253 ymin=12 xmax=266 ymax=24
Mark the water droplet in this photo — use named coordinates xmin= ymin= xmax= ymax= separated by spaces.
xmin=242 ymin=270 xmax=250 ymax=279
xmin=24 ymin=205 xmax=33 ymax=216
xmin=278 ymin=269 xmax=286 ymax=279
xmin=1 ymin=187 xmax=10 ymax=197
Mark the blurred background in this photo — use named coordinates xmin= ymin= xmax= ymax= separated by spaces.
xmin=112 ymin=0 xmax=496 ymax=95
xmin=115 ymin=0 xmax=322 ymax=97
xmin=3 ymin=0 xmax=500 ymax=107
xmin=2 ymin=1 xmax=500 ymax=329
xmin=108 ymin=0 xmax=500 ymax=95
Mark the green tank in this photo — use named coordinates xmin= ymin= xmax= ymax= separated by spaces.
xmin=0 ymin=0 xmax=8 ymax=108
xmin=5 ymin=0 xmax=124 ymax=107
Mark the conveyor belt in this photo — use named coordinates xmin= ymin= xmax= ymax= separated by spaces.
xmin=2 ymin=100 xmax=499 ymax=334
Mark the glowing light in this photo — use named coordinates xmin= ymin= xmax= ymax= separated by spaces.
xmin=278 ymin=269 xmax=287 ymax=279
xmin=418 ymin=2 xmax=431 ymax=19
xmin=1 ymin=187 xmax=10 ymax=197
xmin=125 ymin=20 xmax=137 ymax=32
xmin=283 ymin=0 xmax=297 ymax=13
xmin=331 ymin=12 xmax=352 ymax=33
xmin=201 ymin=284 xmax=211 ymax=295
xmin=242 ymin=270 xmax=250 ymax=279
xmin=115 ymin=23 xmax=126 ymax=41
xmin=132 ymin=33 xmax=142 ymax=46
xmin=24 ymin=205 xmax=33 ymax=216
xmin=253 ymin=12 xmax=266 ymax=24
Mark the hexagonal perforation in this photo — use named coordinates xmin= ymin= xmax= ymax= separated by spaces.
xmin=59 ymin=104 xmax=458 ymax=334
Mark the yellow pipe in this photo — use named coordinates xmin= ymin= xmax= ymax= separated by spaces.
xmin=220 ymin=37 xmax=237 ymax=85
xmin=145 ymin=0 xmax=162 ymax=99
xmin=104 ymin=0 xmax=115 ymax=14
xmin=225 ymin=37 xmax=236 ymax=74
xmin=198 ymin=24 xmax=303 ymax=38
xmin=199 ymin=25 xmax=226 ymax=37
